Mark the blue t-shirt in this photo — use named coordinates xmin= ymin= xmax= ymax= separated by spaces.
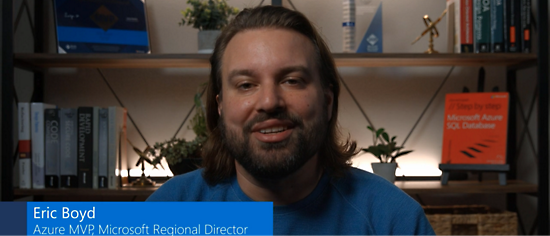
xmin=147 ymin=167 xmax=435 ymax=235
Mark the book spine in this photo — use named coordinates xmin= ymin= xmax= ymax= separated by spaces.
xmin=459 ymin=0 xmax=474 ymax=52
xmin=18 ymin=103 xmax=32 ymax=189
xmin=490 ymin=0 xmax=504 ymax=52
xmin=92 ymin=107 xmax=100 ymax=189
xmin=60 ymin=108 xmax=78 ymax=188
xmin=44 ymin=108 xmax=60 ymax=188
xmin=520 ymin=0 xmax=530 ymax=53
xmin=108 ymin=106 xmax=121 ymax=189
xmin=98 ymin=108 xmax=109 ymax=188
xmin=503 ymin=0 xmax=509 ymax=52
xmin=508 ymin=0 xmax=521 ymax=52
xmin=78 ymin=107 xmax=94 ymax=188
xmin=474 ymin=0 xmax=491 ymax=53
xmin=31 ymin=103 xmax=56 ymax=189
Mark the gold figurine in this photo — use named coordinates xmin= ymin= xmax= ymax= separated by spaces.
xmin=411 ymin=9 xmax=447 ymax=54
xmin=128 ymin=140 xmax=156 ymax=187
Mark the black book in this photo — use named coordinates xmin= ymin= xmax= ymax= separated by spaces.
xmin=60 ymin=108 xmax=78 ymax=188
xmin=45 ymin=108 xmax=60 ymax=188
xmin=505 ymin=0 xmax=521 ymax=52
xmin=520 ymin=0 xmax=531 ymax=53
xmin=77 ymin=107 xmax=94 ymax=188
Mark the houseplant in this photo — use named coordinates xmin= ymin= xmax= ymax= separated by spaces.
xmin=147 ymin=91 xmax=208 ymax=176
xmin=179 ymin=0 xmax=239 ymax=53
xmin=362 ymin=126 xmax=413 ymax=182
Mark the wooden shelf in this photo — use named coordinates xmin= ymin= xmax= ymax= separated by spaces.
xmin=13 ymin=180 xmax=537 ymax=200
xmin=396 ymin=180 xmax=537 ymax=194
xmin=14 ymin=53 xmax=537 ymax=70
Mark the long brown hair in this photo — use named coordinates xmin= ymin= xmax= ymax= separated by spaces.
xmin=202 ymin=5 xmax=358 ymax=184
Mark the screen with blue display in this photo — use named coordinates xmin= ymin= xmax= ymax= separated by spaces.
xmin=53 ymin=0 xmax=151 ymax=53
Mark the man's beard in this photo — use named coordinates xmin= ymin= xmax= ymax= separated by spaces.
xmin=219 ymin=110 xmax=328 ymax=182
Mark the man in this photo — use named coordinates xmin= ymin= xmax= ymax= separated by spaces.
xmin=148 ymin=5 xmax=434 ymax=235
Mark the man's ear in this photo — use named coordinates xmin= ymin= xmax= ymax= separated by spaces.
xmin=216 ymin=94 xmax=222 ymax=115
xmin=325 ymin=86 xmax=334 ymax=121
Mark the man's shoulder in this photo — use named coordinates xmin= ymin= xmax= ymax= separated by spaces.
xmin=146 ymin=169 xmax=232 ymax=201
xmin=332 ymin=167 xmax=422 ymax=210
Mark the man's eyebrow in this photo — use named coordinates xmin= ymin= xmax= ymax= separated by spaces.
xmin=276 ymin=66 xmax=312 ymax=79
xmin=227 ymin=69 xmax=255 ymax=83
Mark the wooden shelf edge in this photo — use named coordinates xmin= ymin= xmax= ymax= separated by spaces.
xmin=14 ymin=53 xmax=538 ymax=70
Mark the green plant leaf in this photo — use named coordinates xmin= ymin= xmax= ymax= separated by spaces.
xmin=376 ymin=128 xmax=385 ymax=138
xmin=394 ymin=150 xmax=413 ymax=159
xmin=367 ymin=126 xmax=375 ymax=132
xmin=382 ymin=132 xmax=390 ymax=142
xmin=391 ymin=136 xmax=396 ymax=142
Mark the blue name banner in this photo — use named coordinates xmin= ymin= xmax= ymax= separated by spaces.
xmin=26 ymin=202 xmax=273 ymax=235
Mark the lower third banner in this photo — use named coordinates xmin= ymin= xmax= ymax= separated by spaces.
xmin=23 ymin=202 xmax=272 ymax=235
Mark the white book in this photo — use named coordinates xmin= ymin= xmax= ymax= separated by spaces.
xmin=108 ymin=106 xmax=127 ymax=189
xmin=31 ymin=102 xmax=56 ymax=189
xmin=18 ymin=102 xmax=32 ymax=189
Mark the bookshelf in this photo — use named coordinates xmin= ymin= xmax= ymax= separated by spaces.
xmin=1 ymin=0 xmax=548 ymax=234
xmin=14 ymin=53 xmax=537 ymax=69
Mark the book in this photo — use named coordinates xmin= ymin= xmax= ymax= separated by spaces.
xmin=505 ymin=0 xmax=521 ymax=52
xmin=474 ymin=0 xmax=491 ymax=53
xmin=454 ymin=0 xmax=474 ymax=53
xmin=92 ymin=107 xmax=100 ymax=189
xmin=490 ymin=0 xmax=504 ymax=52
xmin=520 ymin=0 xmax=531 ymax=53
xmin=98 ymin=108 xmax=109 ymax=188
xmin=31 ymin=103 xmax=56 ymax=189
xmin=78 ymin=107 xmax=94 ymax=188
xmin=44 ymin=108 xmax=61 ymax=188
xmin=441 ymin=92 xmax=509 ymax=165
xmin=108 ymin=106 xmax=127 ymax=189
xmin=18 ymin=102 xmax=32 ymax=189
xmin=60 ymin=108 xmax=78 ymax=188
xmin=53 ymin=0 xmax=151 ymax=53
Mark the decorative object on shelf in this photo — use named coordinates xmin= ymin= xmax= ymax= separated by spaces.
xmin=147 ymin=88 xmax=208 ymax=176
xmin=128 ymin=142 xmax=156 ymax=186
xmin=440 ymin=92 xmax=510 ymax=185
xmin=411 ymin=8 xmax=448 ymax=54
xmin=362 ymin=126 xmax=413 ymax=182
xmin=355 ymin=0 xmax=383 ymax=53
xmin=342 ymin=0 xmax=356 ymax=53
xmin=52 ymin=0 xmax=151 ymax=53
xmin=179 ymin=0 xmax=239 ymax=53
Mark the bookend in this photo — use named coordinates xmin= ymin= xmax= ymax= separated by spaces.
xmin=439 ymin=164 xmax=510 ymax=185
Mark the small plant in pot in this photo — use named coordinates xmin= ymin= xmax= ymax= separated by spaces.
xmin=179 ymin=0 xmax=239 ymax=53
xmin=147 ymin=91 xmax=208 ymax=176
xmin=362 ymin=126 xmax=413 ymax=182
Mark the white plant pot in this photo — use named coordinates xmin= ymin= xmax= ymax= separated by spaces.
xmin=198 ymin=30 xmax=221 ymax=54
xmin=371 ymin=162 xmax=397 ymax=183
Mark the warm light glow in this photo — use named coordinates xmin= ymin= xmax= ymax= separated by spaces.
xmin=128 ymin=168 xmax=173 ymax=177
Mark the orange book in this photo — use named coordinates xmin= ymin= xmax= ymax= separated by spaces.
xmin=441 ymin=92 xmax=509 ymax=165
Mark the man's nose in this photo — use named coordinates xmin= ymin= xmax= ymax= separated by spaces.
xmin=256 ymin=84 xmax=285 ymax=113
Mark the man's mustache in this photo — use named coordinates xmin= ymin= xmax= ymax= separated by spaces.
xmin=243 ymin=112 xmax=304 ymax=133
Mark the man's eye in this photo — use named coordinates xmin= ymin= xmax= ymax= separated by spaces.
xmin=238 ymin=83 xmax=253 ymax=90
xmin=283 ymin=78 xmax=300 ymax=85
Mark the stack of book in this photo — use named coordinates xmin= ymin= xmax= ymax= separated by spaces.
xmin=448 ymin=0 xmax=531 ymax=53
xmin=18 ymin=103 xmax=127 ymax=190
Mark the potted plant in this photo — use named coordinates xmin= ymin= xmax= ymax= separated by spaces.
xmin=362 ymin=126 xmax=413 ymax=182
xmin=146 ymin=90 xmax=208 ymax=176
xmin=179 ymin=0 xmax=239 ymax=53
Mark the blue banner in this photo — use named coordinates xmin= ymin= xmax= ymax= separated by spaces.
xmin=21 ymin=202 xmax=272 ymax=235
xmin=57 ymin=27 xmax=149 ymax=46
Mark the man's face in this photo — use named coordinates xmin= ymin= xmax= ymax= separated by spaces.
xmin=218 ymin=28 xmax=333 ymax=181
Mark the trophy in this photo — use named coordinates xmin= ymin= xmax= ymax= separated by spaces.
xmin=411 ymin=9 xmax=447 ymax=54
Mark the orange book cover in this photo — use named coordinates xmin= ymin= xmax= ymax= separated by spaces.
xmin=441 ymin=92 xmax=509 ymax=165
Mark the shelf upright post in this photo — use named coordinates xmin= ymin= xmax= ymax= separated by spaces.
xmin=33 ymin=0 xmax=46 ymax=102
xmin=505 ymin=68 xmax=517 ymax=213
xmin=1 ymin=0 xmax=15 ymax=201
xmin=537 ymin=0 xmax=549 ymax=233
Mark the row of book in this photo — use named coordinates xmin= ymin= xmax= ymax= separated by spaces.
xmin=18 ymin=103 xmax=128 ymax=189
xmin=449 ymin=0 xmax=531 ymax=53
